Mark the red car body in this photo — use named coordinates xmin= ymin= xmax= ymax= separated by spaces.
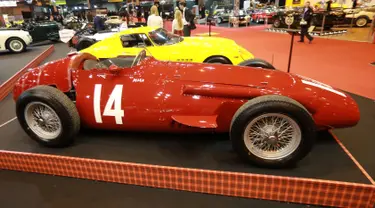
xmin=13 ymin=54 xmax=360 ymax=132
xmin=252 ymin=11 xmax=275 ymax=23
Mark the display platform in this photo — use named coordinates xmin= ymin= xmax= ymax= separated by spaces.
xmin=0 ymin=170 xmax=321 ymax=208
xmin=0 ymin=45 xmax=51 ymax=83
xmin=265 ymin=28 xmax=348 ymax=36
xmin=1 ymin=43 xmax=375 ymax=208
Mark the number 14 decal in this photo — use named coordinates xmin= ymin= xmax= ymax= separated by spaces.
xmin=94 ymin=84 xmax=124 ymax=124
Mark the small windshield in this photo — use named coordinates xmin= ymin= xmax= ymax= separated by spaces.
xmin=148 ymin=28 xmax=183 ymax=46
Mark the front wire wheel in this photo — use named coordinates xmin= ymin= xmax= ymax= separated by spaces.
xmin=16 ymin=86 xmax=80 ymax=147
xmin=244 ymin=113 xmax=301 ymax=160
xmin=230 ymin=95 xmax=315 ymax=168
xmin=25 ymin=101 xmax=62 ymax=141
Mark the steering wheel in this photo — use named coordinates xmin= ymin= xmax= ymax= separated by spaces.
xmin=131 ymin=50 xmax=147 ymax=67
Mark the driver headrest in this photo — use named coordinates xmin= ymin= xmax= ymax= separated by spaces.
xmin=69 ymin=52 xmax=98 ymax=70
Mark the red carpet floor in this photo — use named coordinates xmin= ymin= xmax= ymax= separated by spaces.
xmin=165 ymin=22 xmax=375 ymax=100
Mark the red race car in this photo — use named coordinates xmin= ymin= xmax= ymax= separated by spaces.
xmin=13 ymin=50 xmax=360 ymax=168
xmin=251 ymin=8 xmax=276 ymax=24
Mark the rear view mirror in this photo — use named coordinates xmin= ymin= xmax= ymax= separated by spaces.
xmin=108 ymin=64 xmax=121 ymax=73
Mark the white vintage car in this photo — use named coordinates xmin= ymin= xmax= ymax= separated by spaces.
xmin=344 ymin=6 xmax=375 ymax=27
xmin=105 ymin=16 xmax=123 ymax=25
xmin=0 ymin=29 xmax=33 ymax=53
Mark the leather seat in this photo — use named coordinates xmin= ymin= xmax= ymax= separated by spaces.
xmin=100 ymin=57 xmax=135 ymax=68
xmin=82 ymin=57 xmax=135 ymax=70
xmin=83 ymin=60 xmax=109 ymax=70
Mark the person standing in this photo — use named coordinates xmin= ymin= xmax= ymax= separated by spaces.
xmin=119 ymin=16 xmax=128 ymax=31
xmin=147 ymin=5 xmax=163 ymax=28
xmin=172 ymin=10 xmax=184 ymax=36
xmin=179 ymin=2 xmax=196 ymax=37
xmin=299 ymin=1 xmax=314 ymax=43
xmin=352 ymin=0 xmax=358 ymax=9
xmin=326 ymin=0 xmax=332 ymax=12
xmin=135 ymin=0 xmax=142 ymax=22
xmin=87 ymin=11 xmax=93 ymax=22
xmin=94 ymin=15 xmax=105 ymax=31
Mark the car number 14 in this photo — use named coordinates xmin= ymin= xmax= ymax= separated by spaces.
xmin=94 ymin=84 xmax=125 ymax=124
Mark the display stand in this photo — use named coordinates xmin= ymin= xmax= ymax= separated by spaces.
xmin=283 ymin=29 xmax=299 ymax=73
xmin=207 ymin=17 xmax=214 ymax=37
xmin=320 ymin=13 xmax=327 ymax=34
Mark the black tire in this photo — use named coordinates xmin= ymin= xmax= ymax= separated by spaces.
xmin=273 ymin=19 xmax=281 ymax=28
xmin=6 ymin=37 xmax=26 ymax=53
xmin=230 ymin=95 xmax=316 ymax=168
xmin=238 ymin=58 xmax=276 ymax=70
xmin=205 ymin=56 xmax=231 ymax=64
xmin=355 ymin=16 xmax=369 ymax=27
xmin=50 ymin=39 xmax=61 ymax=43
xmin=323 ymin=24 xmax=333 ymax=30
xmin=75 ymin=38 xmax=96 ymax=51
xmin=16 ymin=86 xmax=80 ymax=147
xmin=217 ymin=17 xmax=222 ymax=24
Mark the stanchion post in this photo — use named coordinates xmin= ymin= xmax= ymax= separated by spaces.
xmin=207 ymin=17 xmax=212 ymax=37
xmin=368 ymin=15 xmax=375 ymax=43
xmin=321 ymin=13 xmax=326 ymax=34
xmin=209 ymin=22 xmax=211 ymax=36
xmin=350 ymin=12 xmax=355 ymax=31
xmin=287 ymin=32 xmax=294 ymax=73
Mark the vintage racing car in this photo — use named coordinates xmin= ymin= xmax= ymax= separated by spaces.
xmin=13 ymin=50 xmax=359 ymax=168
xmin=69 ymin=22 xmax=147 ymax=51
xmin=80 ymin=27 xmax=255 ymax=65
xmin=0 ymin=28 xmax=32 ymax=53
xmin=21 ymin=20 xmax=60 ymax=43
xmin=105 ymin=16 xmax=123 ymax=25
xmin=272 ymin=8 xmax=347 ymax=29
xmin=344 ymin=6 xmax=375 ymax=27
xmin=251 ymin=7 xmax=276 ymax=23
xmin=229 ymin=10 xmax=251 ymax=26
xmin=214 ymin=10 xmax=231 ymax=24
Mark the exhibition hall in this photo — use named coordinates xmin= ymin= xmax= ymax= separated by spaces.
xmin=0 ymin=0 xmax=375 ymax=207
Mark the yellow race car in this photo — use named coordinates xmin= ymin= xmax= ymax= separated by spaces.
xmin=80 ymin=27 xmax=255 ymax=65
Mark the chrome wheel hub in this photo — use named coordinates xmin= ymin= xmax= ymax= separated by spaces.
xmin=10 ymin=40 xmax=22 ymax=51
xmin=25 ymin=102 xmax=62 ymax=141
xmin=244 ymin=113 xmax=301 ymax=160
xmin=357 ymin=18 xmax=366 ymax=27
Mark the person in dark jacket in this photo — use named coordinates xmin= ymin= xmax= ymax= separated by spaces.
xmin=93 ymin=15 xmax=105 ymax=31
xmin=299 ymin=1 xmax=314 ymax=43
xmin=179 ymin=2 xmax=196 ymax=37
xmin=326 ymin=0 xmax=332 ymax=11
xmin=352 ymin=0 xmax=358 ymax=9
xmin=87 ymin=11 xmax=93 ymax=22
xmin=135 ymin=0 xmax=143 ymax=22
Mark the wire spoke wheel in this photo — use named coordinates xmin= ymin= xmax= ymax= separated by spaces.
xmin=244 ymin=113 xmax=301 ymax=160
xmin=24 ymin=101 xmax=62 ymax=141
